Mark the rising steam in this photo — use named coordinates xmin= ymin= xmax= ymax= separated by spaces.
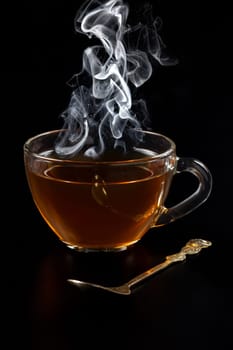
xmin=54 ymin=0 xmax=177 ymax=158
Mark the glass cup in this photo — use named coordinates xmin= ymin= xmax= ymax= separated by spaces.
xmin=24 ymin=129 xmax=212 ymax=252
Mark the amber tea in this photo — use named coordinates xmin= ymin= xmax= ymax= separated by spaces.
xmin=26 ymin=161 xmax=173 ymax=250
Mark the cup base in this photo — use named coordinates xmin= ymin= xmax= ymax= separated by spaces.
xmin=63 ymin=240 xmax=138 ymax=253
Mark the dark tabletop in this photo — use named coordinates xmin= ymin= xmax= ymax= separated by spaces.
xmin=3 ymin=0 xmax=233 ymax=348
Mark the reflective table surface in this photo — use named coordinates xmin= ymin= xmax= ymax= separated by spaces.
xmin=6 ymin=210 xmax=233 ymax=349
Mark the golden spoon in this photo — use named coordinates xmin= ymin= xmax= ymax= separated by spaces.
xmin=68 ymin=238 xmax=212 ymax=296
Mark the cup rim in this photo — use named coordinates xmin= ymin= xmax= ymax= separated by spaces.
xmin=24 ymin=129 xmax=176 ymax=165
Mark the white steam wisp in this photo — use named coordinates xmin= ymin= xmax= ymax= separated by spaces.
xmin=54 ymin=0 xmax=177 ymax=159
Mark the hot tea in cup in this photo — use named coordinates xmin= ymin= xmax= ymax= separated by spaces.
xmin=24 ymin=129 xmax=212 ymax=252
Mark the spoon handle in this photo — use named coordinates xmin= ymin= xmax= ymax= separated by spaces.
xmin=127 ymin=238 xmax=212 ymax=289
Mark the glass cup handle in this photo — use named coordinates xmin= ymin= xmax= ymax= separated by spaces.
xmin=154 ymin=157 xmax=213 ymax=226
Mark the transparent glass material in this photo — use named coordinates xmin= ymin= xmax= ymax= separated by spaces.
xmin=24 ymin=129 xmax=212 ymax=252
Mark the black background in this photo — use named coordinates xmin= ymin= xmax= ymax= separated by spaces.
xmin=3 ymin=0 xmax=233 ymax=348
